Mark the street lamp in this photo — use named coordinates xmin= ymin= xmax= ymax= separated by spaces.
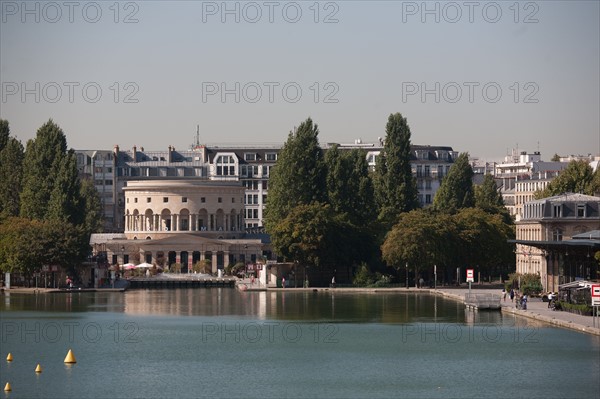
xmin=405 ymin=262 xmax=409 ymax=289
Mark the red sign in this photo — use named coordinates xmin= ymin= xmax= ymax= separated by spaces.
xmin=592 ymin=285 xmax=600 ymax=297
xmin=466 ymin=269 xmax=474 ymax=282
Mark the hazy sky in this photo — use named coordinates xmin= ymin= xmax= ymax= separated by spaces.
xmin=1 ymin=0 xmax=599 ymax=161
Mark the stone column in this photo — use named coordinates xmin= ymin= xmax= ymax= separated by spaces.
xmin=211 ymin=252 xmax=218 ymax=273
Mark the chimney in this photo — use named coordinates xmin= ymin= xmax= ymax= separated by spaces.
xmin=132 ymin=146 xmax=137 ymax=162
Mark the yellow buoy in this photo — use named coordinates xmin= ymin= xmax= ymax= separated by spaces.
xmin=4 ymin=382 xmax=11 ymax=391
xmin=35 ymin=364 xmax=42 ymax=373
xmin=6 ymin=353 xmax=13 ymax=362
xmin=64 ymin=349 xmax=76 ymax=364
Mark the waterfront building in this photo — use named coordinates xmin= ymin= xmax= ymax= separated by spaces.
xmin=514 ymin=193 xmax=600 ymax=292
xmin=494 ymin=150 xmax=567 ymax=220
xmin=76 ymin=141 xmax=459 ymax=232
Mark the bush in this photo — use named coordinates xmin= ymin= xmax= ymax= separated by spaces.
xmin=506 ymin=272 xmax=542 ymax=296
xmin=558 ymin=301 xmax=593 ymax=316
xmin=353 ymin=263 xmax=375 ymax=287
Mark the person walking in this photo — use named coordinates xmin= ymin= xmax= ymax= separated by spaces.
xmin=510 ymin=288 xmax=515 ymax=302
xmin=281 ymin=276 xmax=285 ymax=289
xmin=502 ymin=288 xmax=507 ymax=302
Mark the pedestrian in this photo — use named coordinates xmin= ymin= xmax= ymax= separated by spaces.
xmin=510 ymin=289 xmax=515 ymax=302
xmin=282 ymin=276 xmax=285 ymax=288
xmin=521 ymin=294 xmax=528 ymax=310
xmin=331 ymin=276 xmax=336 ymax=288
xmin=502 ymin=288 xmax=507 ymax=302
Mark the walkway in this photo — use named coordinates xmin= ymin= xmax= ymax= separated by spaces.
xmin=434 ymin=287 xmax=600 ymax=336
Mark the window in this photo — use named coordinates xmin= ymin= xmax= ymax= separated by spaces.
xmin=253 ymin=209 xmax=259 ymax=219
xmin=424 ymin=165 xmax=430 ymax=177
xmin=553 ymin=205 xmax=562 ymax=218
xmin=147 ymin=197 xmax=151 ymax=203
xmin=577 ymin=204 xmax=585 ymax=217
xmin=266 ymin=153 xmax=277 ymax=161
xmin=263 ymin=180 xmax=268 ymax=190
xmin=425 ymin=180 xmax=431 ymax=189
xmin=163 ymin=197 xmax=169 ymax=203
xmin=245 ymin=153 xmax=256 ymax=161
xmin=134 ymin=198 xmax=138 ymax=203
xmin=182 ymin=197 xmax=188 ymax=203
xmin=425 ymin=194 xmax=431 ymax=204
xmin=126 ymin=198 xmax=129 ymax=204
xmin=416 ymin=165 xmax=423 ymax=177
xmin=552 ymin=229 xmax=563 ymax=241
xmin=201 ymin=197 xmax=206 ymax=203
xmin=232 ymin=197 xmax=235 ymax=203
xmin=218 ymin=197 xmax=222 ymax=203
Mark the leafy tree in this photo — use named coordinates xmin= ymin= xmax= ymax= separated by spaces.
xmin=264 ymin=118 xmax=326 ymax=231
xmin=0 ymin=217 xmax=46 ymax=276
xmin=0 ymin=119 xmax=9 ymax=152
xmin=80 ymin=177 xmax=104 ymax=234
xmin=325 ymin=146 xmax=376 ymax=226
xmin=381 ymin=209 xmax=456 ymax=284
xmin=47 ymin=150 xmax=84 ymax=225
xmin=433 ymin=152 xmax=474 ymax=213
xmin=270 ymin=202 xmax=338 ymax=268
xmin=20 ymin=120 xmax=68 ymax=220
xmin=0 ymin=136 xmax=24 ymax=217
xmin=453 ymin=208 xmax=514 ymax=279
xmin=475 ymin=174 xmax=512 ymax=223
xmin=373 ymin=113 xmax=419 ymax=227
xmin=535 ymin=160 xmax=599 ymax=198
xmin=550 ymin=153 xmax=561 ymax=162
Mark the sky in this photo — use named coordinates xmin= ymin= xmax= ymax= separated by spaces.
xmin=1 ymin=0 xmax=599 ymax=161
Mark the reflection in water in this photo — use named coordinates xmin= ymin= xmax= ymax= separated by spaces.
xmin=1 ymin=289 xmax=599 ymax=399
xmin=3 ymin=289 xmax=506 ymax=325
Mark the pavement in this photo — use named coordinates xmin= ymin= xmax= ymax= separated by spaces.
xmin=434 ymin=287 xmax=600 ymax=336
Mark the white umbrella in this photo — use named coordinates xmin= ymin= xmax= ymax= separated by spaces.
xmin=122 ymin=263 xmax=136 ymax=270
xmin=135 ymin=262 xmax=153 ymax=269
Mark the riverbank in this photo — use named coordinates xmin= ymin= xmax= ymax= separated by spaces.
xmin=0 ymin=287 xmax=126 ymax=293
xmin=433 ymin=287 xmax=600 ymax=336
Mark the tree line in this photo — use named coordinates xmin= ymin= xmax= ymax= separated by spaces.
xmin=264 ymin=114 xmax=516 ymax=285
xmin=0 ymin=119 xmax=102 ymax=280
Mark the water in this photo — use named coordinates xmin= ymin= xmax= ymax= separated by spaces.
xmin=1 ymin=289 xmax=599 ymax=398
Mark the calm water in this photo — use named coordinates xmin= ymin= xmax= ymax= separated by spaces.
xmin=1 ymin=289 xmax=599 ymax=399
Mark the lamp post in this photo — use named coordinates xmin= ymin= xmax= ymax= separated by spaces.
xmin=244 ymin=244 xmax=248 ymax=278
xmin=405 ymin=262 xmax=409 ymax=289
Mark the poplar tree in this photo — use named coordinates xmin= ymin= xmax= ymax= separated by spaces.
xmin=373 ymin=113 xmax=419 ymax=227
xmin=0 ymin=122 xmax=24 ymax=217
xmin=0 ymin=119 xmax=9 ymax=151
xmin=20 ymin=120 xmax=68 ymax=220
xmin=433 ymin=152 xmax=474 ymax=213
xmin=325 ymin=146 xmax=376 ymax=226
xmin=264 ymin=117 xmax=326 ymax=231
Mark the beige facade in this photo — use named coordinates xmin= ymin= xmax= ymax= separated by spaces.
xmin=124 ymin=180 xmax=245 ymax=240
xmin=515 ymin=193 xmax=600 ymax=291
xmin=94 ymin=179 xmax=267 ymax=279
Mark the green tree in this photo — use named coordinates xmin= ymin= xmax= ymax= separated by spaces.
xmin=475 ymin=174 xmax=512 ymax=223
xmin=20 ymin=120 xmax=68 ymax=220
xmin=550 ymin=153 xmax=561 ymax=162
xmin=0 ymin=136 xmax=24 ymax=217
xmin=325 ymin=146 xmax=376 ymax=226
xmin=47 ymin=150 xmax=84 ymax=225
xmin=373 ymin=113 xmax=419 ymax=227
xmin=0 ymin=217 xmax=46 ymax=275
xmin=381 ymin=209 xmax=456 ymax=284
xmin=264 ymin=118 xmax=326 ymax=231
xmin=453 ymin=208 xmax=515 ymax=279
xmin=0 ymin=119 xmax=9 ymax=152
xmin=433 ymin=152 xmax=474 ymax=213
xmin=535 ymin=160 xmax=598 ymax=198
xmin=80 ymin=177 xmax=104 ymax=234
xmin=270 ymin=202 xmax=338 ymax=268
